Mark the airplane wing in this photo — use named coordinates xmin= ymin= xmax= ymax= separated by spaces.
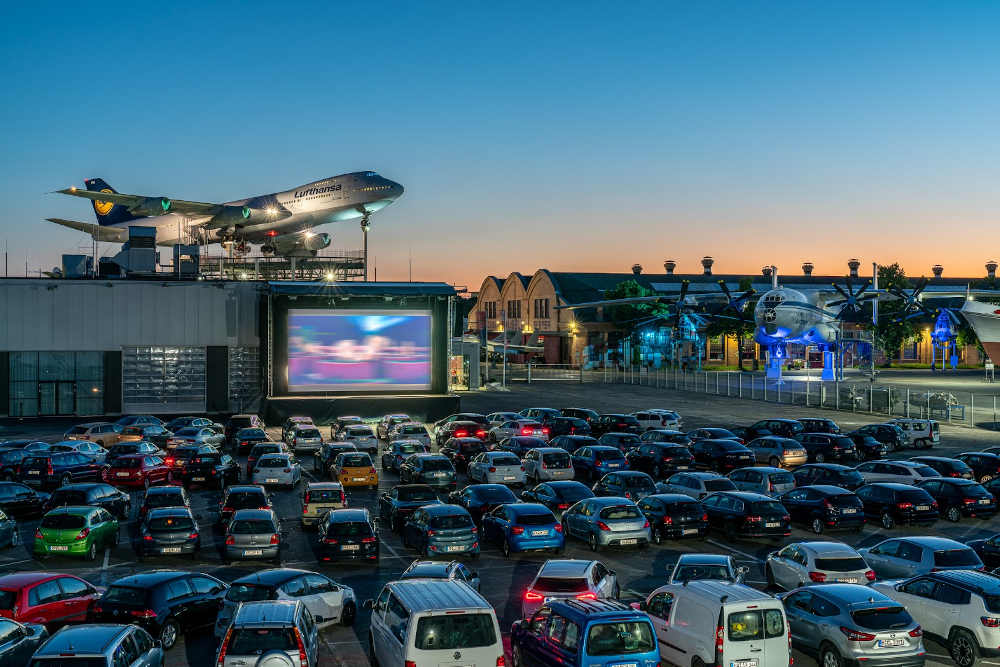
xmin=46 ymin=218 xmax=128 ymax=242
xmin=56 ymin=187 xmax=221 ymax=217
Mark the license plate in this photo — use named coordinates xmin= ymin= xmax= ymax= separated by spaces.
xmin=192 ymin=477 xmax=205 ymax=481
xmin=837 ymin=577 xmax=859 ymax=583
xmin=682 ymin=528 xmax=699 ymax=535
xmin=531 ymin=530 xmax=548 ymax=536
xmin=877 ymin=639 xmax=905 ymax=648
xmin=28 ymin=470 xmax=39 ymax=475
xmin=116 ymin=472 xmax=129 ymax=477
xmin=266 ymin=478 xmax=279 ymax=483
xmin=608 ymin=464 xmax=620 ymax=468
xmin=244 ymin=549 xmax=263 ymax=556
xmin=342 ymin=544 xmax=360 ymax=551
xmin=916 ymin=505 xmax=929 ymax=511
xmin=620 ymin=538 xmax=637 ymax=545
xmin=162 ymin=547 xmax=182 ymax=554
xmin=732 ymin=661 xmax=758 ymax=667
xmin=765 ymin=522 xmax=780 ymax=527
xmin=353 ymin=477 xmax=365 ymax=482
xmin=50 ymin=545 xmax=69 ymax=551
xmin=433 ymin=472 xmax=446 ymax=477
xmin=447 ymin=545 xmax=465 ymax=552
xmin=676 ymin=465 xmax=689 ymax=470
xmin=504 ymin=476 xmax=516 ymax=481
xmin=841 ymin=508 xmax=857 ymax=514
xmin=980 ymin=499 xmax=991 ymax=504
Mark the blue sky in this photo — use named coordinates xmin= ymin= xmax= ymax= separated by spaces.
xmin=3 ymin=1 xmax=1000 ymax=286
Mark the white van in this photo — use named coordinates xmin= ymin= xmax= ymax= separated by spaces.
xmin=887 ymin=418 xmax=940 ymax=448
xmin=635 ymin=579 xmax=790 ymax=667
xmin=365 ymin=578 xmax=504 ymax=667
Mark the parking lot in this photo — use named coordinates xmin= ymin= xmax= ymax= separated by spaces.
xmin=3 ymin=380 xmax=1000 ymax=666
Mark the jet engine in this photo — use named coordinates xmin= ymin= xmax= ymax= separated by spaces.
xmin=128 ymin=197 xmax=171 ymax=216
xmin=272 ymin=231 xmax=331 ymax=256
xmin=206 ymin=205 xmax=253 ymax=229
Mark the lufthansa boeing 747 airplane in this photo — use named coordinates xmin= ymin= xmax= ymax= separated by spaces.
xmin=47 ymin=171 xmax=404 ymax=256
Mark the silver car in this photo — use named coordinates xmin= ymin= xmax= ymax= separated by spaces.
xmin=251 ymin=453 xmax=302 ymax=488
xmin=561 ymin=497 xmax=651 ymax=551
xmin=377 ymin=414 xmax=411 ymax=440
xmin=523 ymin=447 xmax=574 ymax=482
xmin=288 ymin=425 xmax=323 ymax=454
xmin=467 ymin=451 xmax=526 ymax=485
xmin=854 ymin=460 xmax=939 ymax=484
xmin=165 ymin=427 xmax=224 ymax=449
xmin=521 ymin=558 xmax=618 ymax=619
xmin=32 ymin=624 xmax=158 ymax=667
xmin=224 ymin=508 xmax=283 ymax=565
xmin=400 ymin=559 xmax=481 ymax=591
xmin=487 ymin=411 xmax=523 ymax=428
xmin=338 ymin=424 xmax=378 ymax=456
xmin=765 ymin=541 xmax=874 ymax=590
xmin=657 ymin=471 xmax=737 ymax=500
xmin=859 ymin=536 xmax=983 ymax=579
xmin=782 ymin=584 xmax=925 ymax=667
xmin=728 ymin=466 xmax=796 ymax=497
xmin=216 ymin=600 xmax=317 ymax=667
xmin=488 ymin=420 xmax=546 ymax=443
xmin=387 ymin=423 xmax=431 ymax=449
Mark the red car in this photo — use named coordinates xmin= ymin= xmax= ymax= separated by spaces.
xmin=0 ymin=572 xmax=102 ymax=626
xmin=103 ymin=454 xmax=173 ymax=489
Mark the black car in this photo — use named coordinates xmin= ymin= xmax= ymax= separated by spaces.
xmin=560 ymin=407 xmax=599 ymax=424
xmin=748 ymin=419 xmax=805 ymax=440
xmin=851 ymin=424 xmax=908 ymax=451
xmin=955 ymin=452 xmax=1000 ymax=483
xmin=224 ymin=414 xmax=262 ymax=445
xmin=434 ymin=421 xmax=486 ymax=448
xmin=596 ymin=433 xmax=641 ymax=453
xmin=639 ymin=429 xmax=691 ymax=445
xmin=690 ymin=439 xmax=755 ymax=473
xmin=701 ymin=490 xmax=790 ymax=539
xmin=493 ymin=436 xmax=546 ymax=458
xmin=591 ymin=414 xmax=641 ymax=437
xmin=92 ymin=570 xmax=227 ymax=650
xmin=687 ymin=427 xmax=744 ymax=444
xmin=855 ymin=482 xmax=939 ymax=529
xmin=915 ymin=478 xmax=997 ymax=522
xmin=909 ymin=455 xmax=974 ymax=480
xmin=317 ymin=508 xmax=378 ymax=563
xmin=439 ymin=437 xmax=487 ymax=473
xmin=378 ymin=484 xmax=443 ymax=532
xmin=447 ymin=483 xmax=517 ymax=524
xmin=843 ymin=433 xmax=888 ymax=460
xmin=315 ymin=442 xmax=358 ymax=474
xmin=728 ymin=426 xmax=768 ymax=442
xmin=548 ymin=435 xmax=599 ymax=452
xmin=0 ymin=482 xmax=47 ymax=517
xmin=626 ymin=443 xmax=695 ymax=479
xmin=166 ymin=444 xmax=214 ymax=472
xmin=798 ymin=433 xmax=858 ymax=463
xmin=139 ymin=486 xmax=190 ymax=519
xmin=519 ymin=480 xmax=595 ymax=516
xmin=793 ymin=463 xmax=865 ymax=490
xmin=399 ymin=453 xmax=457 ymax=491
xmin=182 ymin=451 xmax=239 ymax=489
xmin=105 ymin=441 xmax=163 ymax=466
xmin=635 ymin=493 xmax=708 ymax=543
xmin=543 ymin=417 xmax=591 ymax=438
xmin=796 ymin=418 xmax=841 ymax=434
xmin=44 ymin=483 xmax=130 ymax=519
xmin=234 ymin=428 xmax=270 ymax=455
xmin=592 ymin=471 xmax=657 ymax=501
xmin=778 ymin=484 xmax=865 ymax=534
xmin=18 ymin=452 xmax=102 ymax=490
xmin=0 ymin=450 xmax=29 ymax=482
xmin=165 ymin=416 xmax=219 ymax=433
xmin=137 ymin=507 xmax=200 ymax=559
xmin=218 ymin=485 xmax=272 ymax=524
xmin=969 ymin=533 xmax=1000 ymax=569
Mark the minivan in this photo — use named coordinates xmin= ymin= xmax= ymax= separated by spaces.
xmin=364 ymin=579 xmax=503 ymax=667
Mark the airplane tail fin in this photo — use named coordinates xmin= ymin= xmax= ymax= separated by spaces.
xmin=84 ymin=178 xmax=145 ymax=226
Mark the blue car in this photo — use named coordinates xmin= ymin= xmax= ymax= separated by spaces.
xmin=402 ymin=503 xmax=480 ymax=558
xmin=481 ymin=502 xmax=564 ymax=557
xmin=511 ymin=598 xmax=659 ymax=667
xmin=572 ymin=445 xmax=629 ymax=483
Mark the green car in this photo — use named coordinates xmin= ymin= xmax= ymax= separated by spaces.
xmin=34 ymin=506 xmax=119 ymax=560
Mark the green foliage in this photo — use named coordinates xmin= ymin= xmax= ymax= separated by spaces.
xmin=704 ymin=277 xmax=758 ymax=371
xmin=866 ymin=263 xmax=922 ymax=366
xmin=602 ymin=280 xmax=671 ymax=331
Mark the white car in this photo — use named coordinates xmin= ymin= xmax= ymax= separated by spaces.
xmin=632 ymin=409 xmax=682 ymax=430
xmin=855 ymin=460 xmax=940 ymax=484
xmin=287 ymin=425 xmax=323 ymax=454
xmin=386 ymin=422 xmax=432 ymax=449
xmin=338 ymin=424 xmax=378 ymax=456
xmin=764 ymin=541 xmax=874 ymax=590
xmin=467 ymin=451 xmax=526 ymax=485
xmin=522 ymin=447 xmax=574 ymax=482
xmin=488 ymin=420 xmax=545 ymax=442
xmin=251 ymin=453 xmax=302 ymax=488
xmin=874 ymin=570 xmax=1000 ymax=667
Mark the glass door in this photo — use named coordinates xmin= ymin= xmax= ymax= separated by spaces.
xmin=57 ymin=382 xmax=76 ymax=415
xmin=38 ymin=382 xmax=56 ymax=416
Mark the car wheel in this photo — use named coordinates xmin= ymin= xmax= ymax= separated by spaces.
xmin=60 ymin=473 xmax=72 ymax=487
xmin=815 ymin=453 xmax=826 ymax=463
xmin=947 ymin=506 xmax=962 ymax=522
xmin=880 ymin=512 xmax=895 ymax=529
xmin=589 ymin=533 xmax=599 ymax=552
xmin=86 ymin=542 xmax=97 ymax=561
xmin=159 ymin=618 xmax=179 ymax=651
xmin=512 ymin=645 xmax=524 ymax=667
xmin=692 ymin=657 xmax=706 ymax=667
xmin=769 ymin=457 xmax=781 ymax=468
xmin=341 ymin=602 xmax=356 ymax=626
xmin=950 ymin=628 xmax=980 ymax=667
xmin=811 ymin=518 xmax=824 ymax=534
xmin=819 ymin=643 xmax=843 ymax=667
xmin=502 ymin=539 xmax=512 ymax=559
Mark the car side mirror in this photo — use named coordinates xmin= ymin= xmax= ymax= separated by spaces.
xmin=629 ymin=601 xmax=644 ymax=611
xmin=24 ymin=626 xmax=35 ymax=637
xmin=362 ymin=599 xmax=375 ymax=610
xmin=736 ymin=566 xmax=749 ymax=582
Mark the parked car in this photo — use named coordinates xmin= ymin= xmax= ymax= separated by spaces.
xmin=561 ymin=496 xmax=650 ymax=552
xmin=636 ymin=493 xmax=708 ymax=543
xmin=317 ymin=508 xmax=379 ymax=563
xmin=487 ymin=419 xmax=546 ymax=442
xmin=749 ymin=418 xmax=806 ymax=440
xmin=796 ymin=417 xmax=841 ymax=434
xmin=250 ymin=453 xmax=302 ymax=489
xmin=909 ymin=455 xmax=974 ymax=479
xmin=782 ymin=583 xmax=925 ymax=667
xmin=467 ymin=450 xmax=526 ymax=485
xmin=521 ymin=558 xmax=618 ymax=619
xmin=327 ymin=451 xmax=376 ymax=489
xmin=288 ymin=424 xmax=324 ymax=455
xmin=337 ymin=424 xmax=378 ymax=456
xmin=701 ymin=490 xmax=791 ymax=539
xmin=793 ymin=462 xmax=865 ymax=490
xmin=658 ymin=471 xmax=737 ymax=499
xmin=381 ymin=440 xmax=430 ymax=474
xmin=859 ymin=535 xmax=981 ymax=578
xmin=855 ymin=482 xmax=939 ymax=528
xmin=688 ymin=427 xmax=744 ymax=443
xmin=481 ymin=502 xmax=564 ymax=557
xmin=19 ymin=452 xmax=102 ymax=489
xmin=625 ymin=442 xmax=694 ymax=479
xmin=915 ymin=477 xmax=996 ymax=521
xmin=399 ymin=453 xmax=457 ymax=491
xmin=330 ymin=415 xmax=363 ymax=439
xmin=779 ymin=484 xmax=865 ymax=534
xmin=45 ymin=482 xmax=130 ymax=519
xmin=887 ymin=417 xmax=940 ymax=448
xmin=162 ymin=426 xmax=221 ymax=450
xmin=387 ymin=422 xmax=432 ymax=448
xmin=746 ymin=436 xmax=809 ymax=468
xmin=520 ymin=480 xmax=595 ymax=518
xmin=300 ymin=481 xmax=346 ymax=527
xmin=225 ymin=414 xmax=265 ymax=445
xmin=494 ymin=435 xmax=547 ymax=458
xmin=313 ymin=441 xmax=356 ymax=475
xmin=0 ymin=572 xmax=100 ymax=626
xmin=487 ymin=411 xmax=523 ymax=427
xmin=522 ymin=447 xmax=574 ymax=482
xmin=543 ymin=416 xmax=590 ymax=438
xmin=232 ymin=427 xmax=270 ymax=455
xmin=549 ymin=434 xmax=600 ymax=453
xmin=434 ymin=420 xmax=487 ymax=448
xmin=34 ymin=506 xmax=118 ymax=560
xmin=223 ymin=508 xmax=283 ymax=565
xmin=433 ymin=412 xmax=489 ymax=432
xmin=668 ymin=553 xmax=743 ymax=583
xmin=0 ymin=451 xmax=32 ymax=483
xmin=0 ymin=481 xmax=46 ymax=517
xmin=402 ymin=504 xmax=480 ymax=558
xmin=561 ymin=407 xmax=600 ymax=424
xmin=165 ymin=416 xmax=220 ymax=433
xmin=728 ymin=466 xmax=796 ymax=497
xmin=55 ymin=440 xmax=108 ymax=463
xmin=596 ymin=432 xmax=641 ymax=453
xmin=138 ymin=485 xmax=189 ymax=519
xmin=182 ymin=450 xmax=239 ymax=489
xmin=955 ymin=451 xmax=1000 ymax=483
xmin=765 ymin=541 xmax=874 ymax=589
xmin=31 ymin=624 xmax=159 ymax=667
xmin=137 ymin=506 xmax=200 ymax=560
xmin=104 ymin=441 xmax=163 ymax=466
xmin=690 ymin=438 xmax=755 ymax=473
xmin=376 ymin=414 xmax=411 ymax=440
xmin=218 ymin=485 xmax=272 ymax=524
xmin=571 ymin=445 xmax=629 ymax=482
xmin=63 ymin=422 xmax=121 ymax=447
xmin=639 ymin=429 xmax=691 ymax=445
xmin=216 ymin=599 xmax=317 ymax=667
xmin=400 ymin=559 xmax=480 ymax=591
xmin=439 ymin=437 xmax=488 ymax=472
xmin=634 ymin=409 xmax=682 ymax=430
xmin=377 ymin=484 xmax=442 ymax=532
xmin=873 ymin=570 xmax=999 ymax=667
xmin=118 ymin=425 xmax=173 ymax=449
xmin=519 ymin=407 xmax=562 ymax=422
xmin=281 ymin=416 xmax=314 ymax=442
xmin=843 ymin=432 xmax=889 ymax=460
xmin=799 ymin=433 xmax=858 ymax=463
xmin=855 ymin=460 xmax=941 ymax=485
xmin=851 ymin=423 xmax=910 ymax=451
xmin=591 ymin=413 xmax=641 ymax=436
xmin=592 ymin=470 xmax=657 ymax=501
xmin=164 ymin=443 xmax=213 ymax=472
xmin=447 ymin=483 xmax=517 ymax=524
xmin=103 ymin=454 xmax=173 ymax=489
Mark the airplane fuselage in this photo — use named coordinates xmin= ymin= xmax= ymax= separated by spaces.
xmin=754 ymin=287 xmax=841 ymax=347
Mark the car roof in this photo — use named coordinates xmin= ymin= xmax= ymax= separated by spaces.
xmin=590 ymin=445 xmax=621 ymax=452
xmin=809 ymin=583 xmax=892 ymax=604
xmin=55 ymin=483 xmax=105 ymax=492
xmin=890 ymin=461 xmax=930 ymax=469
xmin=326 ymin=509 xmax=369 ymax=522
xmin=646 ymin=493 xmax=699 ymax=503
xmin=44 ymin=506 xmax=96 ymax=516
xmin=231 ymin=509 xmax=275 ymax=520
xmin=801 ymin=485 xmax=854 ymax=495
xmin=467 ymin=483 xmax=512 ymax=493
xmin=547 ymin=598 xmax=643 ymax=623
xmin=306 ymin=481 xmax=343 ymax=489
xmin=734 ymin=466 xmax=786 ymax=474
xmin=677 ymin=580 xmax=774 ymax=603
xmin=423 ymin=504 xmax=469 ymax=516
xmin=233 ymin=600 xmax=299 ymax=625
xmin=110 ymin=570 xmax=188 ymax=588
xmin=145 ymin=486 xmax=183 ymax=495
xmin=546 ymin=480 xmax=590 ymax=489
xmin=0 ymin=572 xmax=70 ymax=588
xmin=899 ymin=536 xmax=969 ymax=549
xmin=538 ymin=559 xmax=594 ymax=577
xmin=616 ymin=471 xmax=651 ymax=477
xmin=386 ymin=579 xmax=490 ymax=612
xmin=226 ymin=485 xmax=266 ymax=494
xmin=716 ymin=491 xmax=775 ymax=501
xmin=590 ymin=496 xmax=636 ymax=506
xmin=508 ymin=503 xmax=551 ymax=515
xmin=868 ymin=482 xmax=924 ymax=490
xmin=146 ymin=507 xmax=192 ymax=518
xmin=931 ymin=570 xmax=1000 ymax=594
xmin=35 ymin=624 xmax=130 ymax=655
xmin=532 ymin=447 xmax=570 ymax=454
xmin=683 ymin=472 xmax=727 ymax=481
xmin=402 ymin=561 xmax=451 ymax=577
xmin=797 ymin=541 xmax=860 ymax=556
xmin=233 ymin=568 xmax=313 ymax=586
xmin=801 ymin=463 xmax=852 ymax=471
xmin=676 ymin=553 xmax=732 ymax=565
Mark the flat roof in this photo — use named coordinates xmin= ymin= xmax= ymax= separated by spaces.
xmin=268 ymin=281 xmax=456 ymax=296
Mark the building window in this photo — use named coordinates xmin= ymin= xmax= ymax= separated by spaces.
xmin=900 ymin=343 xmax=918 ymax=361
xmin=533 ymin=298 xmax=550 ymax=319
xmin=8 ymin=351 xmax=104 ymax=417
xmin=483 ymin=301 xmax=497 ymax=319
xmin=506 ymin=300 xmax=522 ymax=319
xmin=709 ymin=336 xmax=724 ymax=361
xmin=123 ymin=346 xmax=206 ymax=413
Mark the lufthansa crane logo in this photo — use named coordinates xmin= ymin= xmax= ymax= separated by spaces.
xmin=93 ymin=189 xmax=114 ymax=216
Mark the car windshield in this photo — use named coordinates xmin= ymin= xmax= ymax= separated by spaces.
xmin=239 ymin=429 xmax=267 ymax=439
xmin=340 ymin=454 xmax=371 ymax=467
xmin=146 ymin=493 xmax=183 ymax=508
xmin=542 ymin=452 xmax=571 ymax=467
xmin=414 ymin=613 xmax=497 ymax=651
xmin=398 ymin=487 xmax=438 ymax=502
xmin=815 ymin=557 xmax=867 ymax=571
xmin=308 ymin=488 xmax=342 ymax=501
xmin=227 ymin=492 xmax=267 ymax=508
xmin=346 ymin=427 xmax=370 ymax=437
xmin=719 ymin=441 xmax=747 ymax=451
xmin=422 ymin=458 xmax=452 ymax=472
xmin=459 ymin=442 xmax=485 ymax=453
xmin=663 ymin=446 xmax=689 ymax=456
xmin=727 ymin=609 xmax=785 ymax=641
xmin=586 ymin=621 xmax=655 ymax=656
xmin=534 ymin=576 xmax=589 ymax=592
xmin=229 ymin=417 xmax=253 ymax=428
xmin=623 ymin=476 xmax=655 ymax=490
xmin=225 ymin=584 xmax=275 ymax=602
xmin=257 ymin=458 xmax=289 ymax=468
xmin=599 ymin=505 xmax=641 ymax=520
xmin=517 ymin=512 xmax=554 ymax=526
xmin=898 ymin=489 xmax=932 ymax=503
xmin=327 ymin=521 xmax=374 ymax=538
xmin=230 ymin=519 xmax=276 ymax=534
xmin=103 ymin=585 xmax=148 ymax=605
xmin=50 ymin=490 xmax=88 ymax=505
xmin=851 ymin=606 xmax=913 ymax=629
xmin=148 ymin=516 xmax=194 ymax=531
xmin=675 ymin=565 xmax=730 ymax=581
xmin=933 ymin=549 xmax=980 ymax=567
xmin=831 ymin=436 xmax=854 ymax=447
xmin=913 ymin=465 xmax=939 ymax=477
xmin=67 ymin=426 xmax=88 ymax=435
xmin=397 ymin=443 xmax=422 ymax=454
xmin=297 ymin=429 xmax=321 ymax=439
xmin=769 ymin=472 xmax=795 ymax=485
xmin=704 ymin=479 xmax=736 ymax=491
xmin=251 ymin=446 xmax=280 ymax=457
xmin=841 ymin=470 xmax=864 ymax=485
xmin=430 ymin=514 xmax=472 ymax=529
xmin=229 ymin=628 xmax=296 ymax=653
xmin=595 ymin=450 xmax=625 ymax=461
xmin=176 ymin=428 xmax=200 ymax=436
xmin=41 ymin=514 xmax=85 ymax=529
xmin=827 ymin=494 xmax=860 ymax=507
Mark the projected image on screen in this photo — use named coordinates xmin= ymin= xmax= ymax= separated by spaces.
xmin=287 ymin=310 xmax=432 ymax=391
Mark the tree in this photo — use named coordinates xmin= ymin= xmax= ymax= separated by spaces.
xmin=866 ymin=263 xmax=923 ymax=367
xmin=704 ymin=277 xmax=758 ymax=371
xmin=602 ymin=280 xmax=672 ymax=366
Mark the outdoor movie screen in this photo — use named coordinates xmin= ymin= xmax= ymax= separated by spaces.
xmin=287 ymin=309 xmax=432 ymax=392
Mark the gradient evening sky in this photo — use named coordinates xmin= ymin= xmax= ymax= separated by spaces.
xmin=3 ymin=1 xmax=1000 ymax=288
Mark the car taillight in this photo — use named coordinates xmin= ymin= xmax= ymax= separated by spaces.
xmin=294 ymin=627 xmax=308 ymax=667
xmin=575 ymin=592 xmax=597 ymax=600
xmin=521 ymin=428 xmax=532 ymax=435
xmin=524 ymin=590 xmax=543 ymax=601
xmin=557 ymin=503 xmax=569 ymax=509
xmin=471 ymin=525 xmax=477 ymax=533
xmin=188 ymin=532 xmax=198 ymax=539
xmin=662 ymin=515 xmax=673 ymax=525
xmin=405 ymin=662 xmax=417 ymax=667
xmin=130 ymin=609 xmax=157 ymax=618
xmin=496 ymin=657 xmax=505 ymax=667
xmin=840 ymin=626 xmax=876 ymax=642
xmin=142 ymin=534 xmax=153 ymax=542
xmin=427 ymin=529 xmax=436 ymax=536
xmin=808 ymin=571 xmax=826 ymax=582
xmin=702 ymin=513 xmax=709 ymax=521
xmin=455 ymin=431 xmax=468 ymax=438
xmin=745 ymin=515 xmax=762 ymax=523
xmin=269 ymin=533 xmax=279 ymax=545
xmin=553 ymin=523 xmax=562 ymax=532
xmin=165 ymin=458 xmax=174 ymax=466
xmin=222 ymin=506 xmax=233 ymax=513
xmin=75 ymin=528 xmax=90 ymax=541
xmin=865 ymin=570 xmax=876 ymax=581
xmin=241 ymin=441 xmax=248 ymax=447
xmin=476 ymin=431 xmax=486 ymax=438
xmin=33 ymin=529 xmax=42 ymax=540
xmin=323 ymin=536 xmax=338 ymax=544
xmin=597 ymin=521 xmax=611 ymax=531
xmin=511 ymin=526 xmax=524 ymax=535
xmin=488 ymin=467 xmax=497 ymax=473
xmin=340 ymin=492 xmax=346 ymax=504
xmin=981 ymin=617 xmax=1000 ymax=628
xmin=897 ymin=502 xmax=913 ymax=510
xmin=225 ymin=535 xmax=235 ymax=545
xmin=46 ymin=463 xmax=54 ymax=476
xmin=642 ymin=519 xmax=650 ymax=528
xmin=715 ymin=625 xmax=724 ymax=657
xmin=362 ymin=536 xmax=376 ymax=543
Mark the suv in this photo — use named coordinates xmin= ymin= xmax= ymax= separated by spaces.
xmin=300 ymin=481 xmax=346 ymax=527
xmin=44 ymin=483 xmax=130 ymax=519
xmin=873 ymin=570 xmax=1000 ymax=666
xmin=216 ymin=600 xmax=318 ymax=667
xmin=225 ymin=414 xmax=264 ymax=445
xmin=855 ymin=483 xmax=939 ymax=529
xmin=378 ymin=484 xmax=443 ymax=532
xmin=798 ymin=433 xmax=857 ymax=463
xmin=591 ymin=414 xmax=641 ymax=436
xmin=851 ymin=423 xmax=909 ymax=451
xmin=511 ymin=598 xmax=659 ymax=667
xmin=19 ymin=452 xmax=102 ymax=489
xmin=31 ymin=624 xmax=161 ymax=667
xmin=887 ymin=418 xmax=940 ymax=448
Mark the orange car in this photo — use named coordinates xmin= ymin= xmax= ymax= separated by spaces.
xmin=331 ymin=452 xmax=378 ymax=489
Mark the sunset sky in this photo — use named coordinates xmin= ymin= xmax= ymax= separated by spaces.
xmin=3 ymin=2 xmax=1000 ymax=288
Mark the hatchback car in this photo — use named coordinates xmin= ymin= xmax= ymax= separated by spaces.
xmin=216 ymin=600 xmax=317 ymax=667
xmin=399 ymin=453 xmax=457 ymax=491
xmin=859 ymin=536 xmax=983 ymax=578
xmin=855 ymin=482 xmax=939 ymax=528
xmin=668 ymin=553 xmax=744 ymax=583
xmin=137 ymin=507 xmax=200 ymax=560
xmin=0 ymin=572 xmax=101 ymax=626
xmin=103 ymin=454 xmax=172 ymax=489
xmin=300 ymin=481 xmax=346 ymax=527
xmin=104 ymin=441 xmax=163 ymax=466
xmin=852 ymin=423 xmax=910 ymax=451
xmin=434 ymin=420 xmax=487 ymax=448
xmin=793 ymin=462 xmax=865 ymax=490
xmin=799 ymin=433 xmax=858 ymax=463
xmin=591 ymin=414 xmax=641 ymax=436
xmin=439 ymin=437 xmax=488 ymax=472
xmin=467 ymin=450 xmax=526 ymax=485
xmin=329 ymin=451 xmax=377 ymax=489
xmin=224 ymin=508 xmax=283 ymax=565
xmin=910 ymin=455 xmax=974 ymax=479
xmin=337 ymin=424 xmax=378 ymax=456
xmin=596 ymin=432 xmax=641 ymax=454
xmin=561 ymin=496 xmax=650 ymax=552
xmin=281 ymin=416 xmax=315 ymax=442
xmin=250 ymin=453 xmax=302 ymax=489
xmin=765 ymin=541 xmax=875 ymax=589
xmin=916 ymin=477 xmax=997 ymax=522
xmin=522 ymin=447 xmax=574 ymax=482
xmin=403 ymin=504 xmax=479 ymax=558
xmin=381 ymin=439 xmax=431 ymax=474
xmin=377 ymin=484 xmax=442 ymax=532
xmin=843 ymin=432 xmax=890 ymax=460
xmin=288 ymin=425 xmax=324 ymax=454
xmin=488 ymin=419 xmax=547 ymax=442
xmin=544 ymin=416 xmax=591 ymax=438
xmin=317 ymin=508 xmax=379 ymax=563
xmin=376 ymin=414 xmax=411 ymax=440
xmin=481 ymin=502 xmax=564 ymax=557
xmin=387 ymin=422 xmax=432 ymax=448
xmin=163 ymin=426 xmax=222 ymax=450
xmin=549 ymin=434 xmax=600 ymax=453
xmin=746 ymin=436 xmax=809 ymax=468
xmin=329 ymin=415 xmax=363 ymax=439
xmin=701 ymin=490 xmax=791 ymax=539
xmin=625 ymin=442 xmax=694 ymax=479
xmin=243 ymin=442 xmax=283 ymax=477
xmin=955 ymin=451 xmax=1000 ymax=483
xmin=34 ymin=506 xmax=118 ymax=560
xmin=447 ymin=483 xmax=518 ymax=524
xmin=636 ymin=493 xmax=708 ymax=543
xmin=94 ymin=570 xmax=227 ymax=650
xmin=779 ymin=484 xmax=865 ymax=534
xmin=571 ymin=445 xmax=629 ymax=482
xmin=520 ymin=480 xmax=596 ymax=518
xmin=521 ymin=559 xmax=618 ymax=620
xmin=138 ymin=485 xmax=189 ymax=519
xmin=592 ymin=470 xmax=657 ymax=501
xmin=399 ymin=559 xmax=481 ymax=591
xmin=232 ymin=427 xmax=270 ymax=455
xmin=796 ymin=417 xmax=841 ymax=434
xmin=728 ymin=466 xmax=796 ymax=497
xmin=690 ymin=438 xmax=755 ymax=472
xmin=182 ymin=450 xmax=239 ymax=489
xmin=118 ymin=425 xmax=173 ymax=449
xmin=31 ymin=624 xmax=161 ymax=667
xmin=657 ymin=471 xmax=737 ymax=499
xmin=219 ymin=485 xmax=272 ymax=524
xmin=687 ymin=427 xmax=743 ymax=443
xmin=225 ymin=414 xmax=265 ymax=444
xmin=313 ymin=441 xmax=356 ymax=475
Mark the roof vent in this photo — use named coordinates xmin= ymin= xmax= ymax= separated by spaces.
xmin=801 ymin=262 xmax=814 ymax=276
xmin=664 ymin=260 xmax=676 ymax=275
xmin=761 ymin=266 xmax=773 ymax=279
xmin=932 ymin=264 xmax=943 ymax=278
xmin=848 ymin=258 xmax=861 ymax=278
xmin=701 ymin=256 xmax=714 ymax=276
xmin=987 ymin=261 xmax=998 ymax=280
xmin=631 ymin=264 xmax=642 ymax=275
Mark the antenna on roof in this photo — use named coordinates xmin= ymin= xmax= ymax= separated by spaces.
xmin=720 ymin=594 xmax=729 ymax=604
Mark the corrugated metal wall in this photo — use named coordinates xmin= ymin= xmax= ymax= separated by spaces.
xmin=0 ymin=280 xmax=260 ymax=351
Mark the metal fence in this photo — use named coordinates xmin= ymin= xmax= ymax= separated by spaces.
xmin=599 ymin=366 xmax=1000 ymax=430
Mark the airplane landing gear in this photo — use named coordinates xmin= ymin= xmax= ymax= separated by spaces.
xmin=262 ymin=245 xmax=275 ymax=255
xmin=235 ymin=241 xmax=249 ymax=254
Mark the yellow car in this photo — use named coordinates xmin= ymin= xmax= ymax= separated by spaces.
xmin=331 ymin=452 xmax=379 ymax=489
